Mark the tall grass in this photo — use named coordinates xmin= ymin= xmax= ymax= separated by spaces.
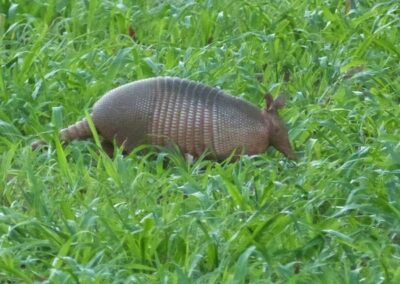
xmin=1 ymin=0 xmax=399 ymax=282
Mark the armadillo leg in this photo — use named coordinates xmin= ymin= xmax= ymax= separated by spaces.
xmin=101 ymin=139 xmax=115 ymax=157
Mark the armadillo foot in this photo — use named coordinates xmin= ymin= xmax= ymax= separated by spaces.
xmin=184 ymin=153 xmax=194 ymax=164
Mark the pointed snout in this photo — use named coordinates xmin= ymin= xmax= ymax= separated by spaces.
xmin=274 ymin=142 xmax=297 ymax=161
xmin=285 ymin=150 xmax=298 ymax=161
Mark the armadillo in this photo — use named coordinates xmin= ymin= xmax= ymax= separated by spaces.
xmin=60 ymin=76 xmax=297 ymax=160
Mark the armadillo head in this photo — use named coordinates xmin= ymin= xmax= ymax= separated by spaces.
xmin=262 ymin=94 xmax=297 ymax=160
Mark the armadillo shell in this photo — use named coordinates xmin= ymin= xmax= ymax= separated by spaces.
xmin=92 ymin=77 xmax=267 ymax=159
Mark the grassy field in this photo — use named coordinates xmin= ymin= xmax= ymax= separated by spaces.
xmin=1 ymin=0 xmax=399 ymax=282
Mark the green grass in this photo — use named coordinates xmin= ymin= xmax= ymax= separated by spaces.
xmin=1 ymin=0 xmax=400 ymax=282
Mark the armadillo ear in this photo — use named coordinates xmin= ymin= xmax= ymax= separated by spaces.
xmin=264 ymin=93 xmax=274 ymax=110
xmin=273 ymin=94 xmax=286 ymax=110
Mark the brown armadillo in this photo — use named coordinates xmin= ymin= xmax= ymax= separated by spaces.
xmin=60 ymin=76 xmax=297 ymax=160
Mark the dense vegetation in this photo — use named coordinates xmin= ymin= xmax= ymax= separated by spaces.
xmin=1 ymin=0 xmax=399 ymax=282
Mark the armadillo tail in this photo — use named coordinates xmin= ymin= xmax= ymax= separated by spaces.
xmin=59 ymin=119 xmax=92 ymax=142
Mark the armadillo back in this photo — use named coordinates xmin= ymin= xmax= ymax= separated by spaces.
xmin=92 ymin=77 xmax=267 ymax=158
